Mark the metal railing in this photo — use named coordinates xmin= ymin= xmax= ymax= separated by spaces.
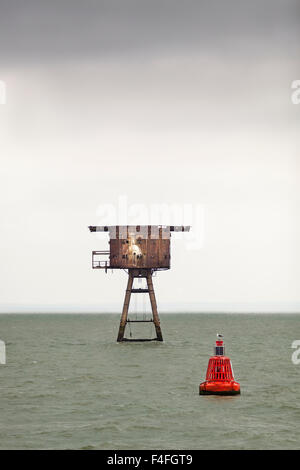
xmin=92 ymin=251 xmax=110 ymax=270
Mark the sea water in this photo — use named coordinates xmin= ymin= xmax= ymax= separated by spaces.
xmin=0 ymin=313 xmax=299 ymax=449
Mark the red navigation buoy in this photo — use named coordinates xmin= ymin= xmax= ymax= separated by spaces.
xmin=199 ymin=334 xmax=240 ymax=396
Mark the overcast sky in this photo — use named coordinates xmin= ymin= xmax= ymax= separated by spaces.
xmin=0 ymin=0 xmax=299 ymax=312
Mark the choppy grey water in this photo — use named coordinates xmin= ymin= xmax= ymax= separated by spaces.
xmin=0 ymin=313 xmax=299 ymax=449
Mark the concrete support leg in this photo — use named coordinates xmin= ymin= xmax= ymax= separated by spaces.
xmin=147 ymin=272 xmax=163 ymax=341
xmin=117 ymin=272 xmax=133 ymax=342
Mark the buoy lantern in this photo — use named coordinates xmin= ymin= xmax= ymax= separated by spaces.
xmin=199 ymin=334 xmax=240 ymax=395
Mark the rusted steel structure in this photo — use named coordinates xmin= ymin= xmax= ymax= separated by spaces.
xmin=88 ymin=225 xmax=190 ymax=342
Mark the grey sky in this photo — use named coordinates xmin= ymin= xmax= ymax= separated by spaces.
xmin=0 ymin=1 xmax=299 ymax=312
xmin=0 ymin=1 xmax=299 ymax=62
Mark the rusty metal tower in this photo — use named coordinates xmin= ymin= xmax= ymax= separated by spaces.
xmin=88 ymin=225 xmax=190 ymax=342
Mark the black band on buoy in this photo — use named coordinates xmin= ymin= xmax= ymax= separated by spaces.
xmin=214 ymin=340 xmax=225 ymax=356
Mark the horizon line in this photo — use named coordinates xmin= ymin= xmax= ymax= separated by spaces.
xmin=0 ymin=311 xmax=299 ymax=315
